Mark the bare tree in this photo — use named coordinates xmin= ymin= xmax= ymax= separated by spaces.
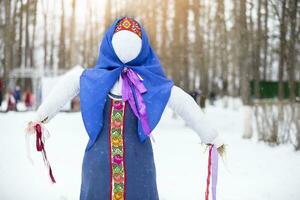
xmin=262 ymin=0 xmax=269 ymax=80
xmin=287 ymin=0 xmax=298 ymax=101
xmin=278 ymin=0 xmax=287 ymax=100
xmin=29 ymin=0 xmax=38 ymax=68
xmin=170 ymin=0 xmax=181 ymax=86
xmin=239 ymin=0 xmax=251 ymax=105
xmin=215 ymin=0 xmax=229 ymax=97
xmin=181 ymin=0 xmax=189 ymax=91
xmin=68 ymin=0 xmax=77 ymax=68
xmin=104 ymin=0 xmax=112 ymax=28
xmin=41 ymin=0 xmax=48 ymax=68
xmin=159 ymin=0 xmax=170 ymax=72
xmin=49 ymin=2 xmax=56 ymax=70
xmin=3 ymin=0 xmax=12 ymax=91
xmin=24 ymin=0 xmax=30 ymax=67
xmin=58 ymin=0 xmax=66 ymax=69
xmin=17 ymin=0 xmax=24 ymax=69
xmin=254 ymin=0 xmax=262 ymax=98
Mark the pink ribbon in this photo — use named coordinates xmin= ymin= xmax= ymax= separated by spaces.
xmin=211 ymin=145 xmax=218 ymax=200
xmin=121 ymin=68 xmax=151 ymax=136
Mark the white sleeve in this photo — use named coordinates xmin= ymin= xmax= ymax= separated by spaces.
xmin=167 ymin=86 xmax=223 ymax=148
xmin=35 ymin=66 xmax=84 ymax=123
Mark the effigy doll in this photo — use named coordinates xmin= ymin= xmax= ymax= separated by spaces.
xmin=26 ymin=17 xmax=224 ymax=200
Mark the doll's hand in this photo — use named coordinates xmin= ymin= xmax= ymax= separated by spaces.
xmin=25 ymin=121 xmax=40 ymax=134
xmin=25 ymin=116 xmax=48 ymax=134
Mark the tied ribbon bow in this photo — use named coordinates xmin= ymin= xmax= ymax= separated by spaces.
xmin=121 ymin=68 xmax=151 ymax=136
xmin=205 ymin=145 xmax=219 ymax=200
xmin=35 ymin=124 xmax=56 ymax=183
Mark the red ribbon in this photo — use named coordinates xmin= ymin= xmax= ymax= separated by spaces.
xmin=205 ymin=145 xmax=219 ymax=200
xmin=35 ymin=124 xmax=56 ymax=183
xmin=205 ymin=146 xmax=213 ymax=200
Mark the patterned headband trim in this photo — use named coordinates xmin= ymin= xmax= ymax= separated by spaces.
xmin=114 ymin=17 xmax=142 ymax=38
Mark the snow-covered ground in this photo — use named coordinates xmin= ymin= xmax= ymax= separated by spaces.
xmin=0 ymin=101 xmax=300 ymax=200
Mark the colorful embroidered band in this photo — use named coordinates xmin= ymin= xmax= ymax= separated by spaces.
xmin=109 ymin=99 xmax=126 ymax=200
xmin=121 ymin=68 xmax=151 ymax=136
xmin=114 ymin=17 xmax=142 ymax=38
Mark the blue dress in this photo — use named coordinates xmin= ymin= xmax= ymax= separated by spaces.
xmin=80 ymin=94 xmax=159 ymax=200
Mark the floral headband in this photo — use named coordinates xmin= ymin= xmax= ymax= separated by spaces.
xmin=114 ymin=17 xmax=142 ymax=38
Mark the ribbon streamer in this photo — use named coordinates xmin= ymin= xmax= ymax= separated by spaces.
xmin=121 ymin=68 xmax=151 ymax=135
xmin=35 ymin=124 xmax=56 ymax=183
xmin=205 ymin=145 xmax=218 ymax=200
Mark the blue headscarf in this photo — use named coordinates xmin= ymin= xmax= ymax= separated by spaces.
xmin=80 ymin=18 xmax=174 ymax=150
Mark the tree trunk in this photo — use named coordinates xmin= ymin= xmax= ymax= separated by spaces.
xmin=24 ymin=0 xmax=30 ymax=67
xmin=104 ymin=0 xmax=112 ymax=28
xmin=262 ymin=0 xmax=269 ymax=80
xmin=58 ymin=0 xmax=66 ymax=69
xmin=287 ymin=0 xmax=298 ymax=102
xmin=17 ymin=0 xmax=23 ymax=68
xmin=249 ymin=1 xmax=255 ymax=95
xmin=239 ymin=0 xmax=251 ymax=105
xmin=29 ymin=0 xmax=38 ymax=68
xmin=254 ymin=0 xmax=262 ymax=98
xmin=88 ymin=4 xmax=95 ymax=66
xmin=216 ymin=0 xmax=229 ymax=97
xmin=192 ymin=0 xmax=204 ymax=92
xmin=42 ymin=0 xmax=48 ymax=68
xmin=278 ymin=0 xmax=287 ymax=100
xmin=171 ymin=0 xmax=181 ymax=86
xmin=68 ymin=0 xmax=76 ymax=68
xmin=231 ymin=0 xmax=240 ymax=97
xmin=182 ymin=0 xmax=189 ymax=91
xmin=11 ymin=0 xmax=19 ymax=69
xmin=49 ymin=6 xmax=56 ymax=70
xmin=3 ymin=0 xmax=12 ymax=92
xmin=205 ymin=1 xmax=212 ymax=95
xmin=160 ymin=0 xmax=169 ymax=74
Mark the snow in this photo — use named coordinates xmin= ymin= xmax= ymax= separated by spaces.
xmin=0 ymin=102 xmax=300 ymax=200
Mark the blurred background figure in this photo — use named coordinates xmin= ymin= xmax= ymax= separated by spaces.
xmin=189 ymin=89 xmax=201 ymax=104
xmin=209 ymin=91 xmax=216 ymax=106
xmin=14 ymin=85 xmax=22 ymax=104
xmin=6 ymin=90 xmax=17 ymax=112
xmin=23 ymin=88 xmax=34 ymax=110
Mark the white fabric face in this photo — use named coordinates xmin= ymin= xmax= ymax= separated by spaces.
xmin=112 ymin=30 xmax=142 ymax=64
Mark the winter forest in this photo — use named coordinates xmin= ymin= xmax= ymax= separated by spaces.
xmin=0 ymin=0 xmax=300 ymax=199
xmin=1 ymin=0 xmax=299 ymax=147
xmin=1 ymin=0 xmax=299 ymax=96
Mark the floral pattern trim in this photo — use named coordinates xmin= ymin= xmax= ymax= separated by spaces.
xmin=109 ymin=99 xmax=126 ymax=200
xmin=114 ymin=17 xmax=142 ymax=38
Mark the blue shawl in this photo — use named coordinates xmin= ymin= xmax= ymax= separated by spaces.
xmin=80 ymin=18 xmax=174 ymax=150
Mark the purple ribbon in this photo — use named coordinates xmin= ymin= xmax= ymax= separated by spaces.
xmin=121 ymin=68 xmax=151 ymax=136
xmin=211 ymin=146 xmax=219 ymax=200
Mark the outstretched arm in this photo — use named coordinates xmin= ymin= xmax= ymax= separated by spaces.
xmin=35 ymin=66 xmax=84 ymax=123
xmin=167 ymin=86 xmax=223 ymax=148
